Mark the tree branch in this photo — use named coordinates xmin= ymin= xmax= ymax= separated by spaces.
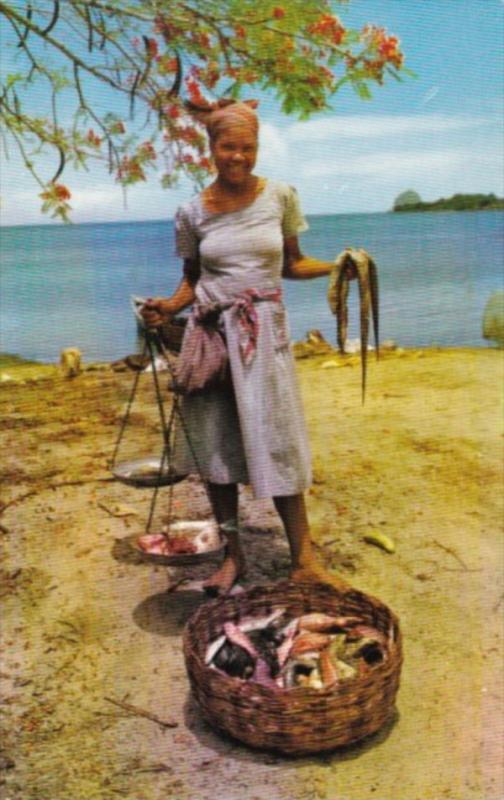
xmin=40 ymin=0 xmax=59 ymax=36
xmin=1 ymin=1 xmax=126 ymax=93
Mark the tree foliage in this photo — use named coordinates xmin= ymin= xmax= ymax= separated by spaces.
xmin=393 ymin=189 xmax=421 ymax=210
xmin=394 ymin=192 xmax=504 ymax=213
xmin=0 ymin=0 xmax=408 ymax=220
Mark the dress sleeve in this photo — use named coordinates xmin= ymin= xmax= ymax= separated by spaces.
xmin=174 ymin=205 xmax=199 ymax=259
xmin=281 ymin=184 xmax=309 ymax=238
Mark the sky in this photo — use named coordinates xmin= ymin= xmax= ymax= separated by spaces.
xmin=1 ymin=0 xmax=503 ymax=225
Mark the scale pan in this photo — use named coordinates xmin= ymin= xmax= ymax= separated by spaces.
xmin=128 ymin=521 xmax=226 ymax=566
xmin=113 ymin=457 xmax=188 ymax=488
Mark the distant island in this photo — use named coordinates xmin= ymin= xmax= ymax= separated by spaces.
xmin=392 ymin=190 xmax=504 ymax=213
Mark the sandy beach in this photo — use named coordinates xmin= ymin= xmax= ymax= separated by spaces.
xmin=0 ymin=345 xmax=503 ymax=800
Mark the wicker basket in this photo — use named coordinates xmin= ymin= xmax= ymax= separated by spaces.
xmin=183 ymin=580 xmax=402 ymax=755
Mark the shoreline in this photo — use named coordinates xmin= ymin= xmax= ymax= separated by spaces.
xmin=2 ymin=205 xmax=503 ymax=229
xmin=1 ymin=344 xmax=500 ymax=389
xmin=0 ymin=342 xmax=499 ymax=370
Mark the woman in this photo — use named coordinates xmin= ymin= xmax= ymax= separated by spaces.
xmin=141 ymin=99 xmax=350 ymax=596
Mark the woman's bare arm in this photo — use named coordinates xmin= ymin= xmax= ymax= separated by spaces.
xmin=140 ymin=258 xmax=200 ymax=327
xmin=282 ymin=236 xmax=334 ymax=280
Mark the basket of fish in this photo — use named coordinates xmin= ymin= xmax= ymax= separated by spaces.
xmin=112 ymin=457 xmax=188 ymax=488
xmin=183 ymin=580 xmax=402 ymax=755
xmin=132 ymin=520 xmax=226 ymax=566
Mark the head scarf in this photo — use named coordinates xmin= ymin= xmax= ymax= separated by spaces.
xmin=186 ymin=98 xmax=259 ymax=142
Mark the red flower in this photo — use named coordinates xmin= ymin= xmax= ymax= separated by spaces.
xmin=307 ymin=14 xmax=345 ymax=45
xmin=273 ymin=7 xmax=286 ymax=19
xmin=54 ymin=184 xmax=71 ymax=201
xmin=109 ymin=120 xmax=125 ymax=135
xmin=86 ymin=129 xmax=102 ymax=147
xmin=185 ymin=77 xmax=205 ymax=106
xmin=139 ymin=141 xmax=156 ymax=160
xmin=144 ymin=37 xmax=159 ymax=59
xmin=166 ymin=105 xmax=181 ymax=120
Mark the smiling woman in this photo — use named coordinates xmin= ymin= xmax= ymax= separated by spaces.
xmin=140 ymin=99 xmax=352 ymax=597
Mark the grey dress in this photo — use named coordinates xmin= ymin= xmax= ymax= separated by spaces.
xmin=172 ymin=179 xmax=312 ymax=499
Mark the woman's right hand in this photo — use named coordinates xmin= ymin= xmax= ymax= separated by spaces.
xmin=140 ymin=297 xmax=174 ymax=328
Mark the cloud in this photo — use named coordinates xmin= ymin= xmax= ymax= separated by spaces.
xmin=72 ymin=185 xmax=128 ymax=214
xmin=256 ymin=121 xmax=290 ymax=177
xmin=286 ymin=113 xmax=493 ymax=141
xmin=301 ymin=148 xmax=472 ymax=179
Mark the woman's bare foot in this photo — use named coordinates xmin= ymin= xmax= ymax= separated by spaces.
xmin=290 ymin=563 xmax=351 ymax=592
xmin=202 ymin=555 xmax=245 ymax=597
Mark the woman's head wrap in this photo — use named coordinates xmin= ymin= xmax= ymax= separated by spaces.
xmin=186 ymin=98 xmax=259 ymax=142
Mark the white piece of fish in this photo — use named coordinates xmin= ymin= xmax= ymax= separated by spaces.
xmin=205 ymin=634 xmax=226 ymax=665
xmin=276 ymin=618 xmax=299 ymax=667
xmin=238 ymin=607 xmax=286 ymax=633
xmin=223 ymin=622 xmax=259 ymax=659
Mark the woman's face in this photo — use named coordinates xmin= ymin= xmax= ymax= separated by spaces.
xmin=210 ymin=127 xmax=258 ymax=186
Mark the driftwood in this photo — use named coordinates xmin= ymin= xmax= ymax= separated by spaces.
xmin=432 ymin=538 xmax=469 ymax=571
xmin=328 ymin=248 xmax=379 ymax=403
xmin=104 ymin=696 xmax=178 ymax=730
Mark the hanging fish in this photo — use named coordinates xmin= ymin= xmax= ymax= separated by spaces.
xmin=327 ymin=248 xmax=380 ymax=403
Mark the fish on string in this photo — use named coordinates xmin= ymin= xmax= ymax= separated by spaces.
xmin=327 ymin=247 xmax=380 ymax=403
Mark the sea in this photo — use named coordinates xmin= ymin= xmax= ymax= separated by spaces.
xmin=1 ymin=210 xmax=503 ymax=363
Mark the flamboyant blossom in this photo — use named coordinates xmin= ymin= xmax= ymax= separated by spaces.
xmin=0 ymin=0 xmax=408 ymax=220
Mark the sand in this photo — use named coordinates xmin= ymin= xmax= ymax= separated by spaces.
xmin=0 ymin=346 xmax=503 ymax=800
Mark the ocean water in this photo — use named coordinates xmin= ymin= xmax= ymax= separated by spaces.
xmin=1 ymin=210 xmax=503 ymax=363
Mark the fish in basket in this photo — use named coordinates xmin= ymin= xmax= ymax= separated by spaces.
xmin=183 ymin=580 xmax=402 ymax=755
xmin=132 ymin=520 xmax=226 ymax=567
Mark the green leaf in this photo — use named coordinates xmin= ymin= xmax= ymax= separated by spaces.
xmin=161 ymin=173 xmax=179 ymax=189
xmin=355 ymin=81 xmax=372 ymax=100
xmin=400 ymin=66 xmax=418 ymax=79
xmin=6 ymin=73 xmax=24 ymax=88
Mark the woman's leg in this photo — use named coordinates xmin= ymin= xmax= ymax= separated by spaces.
xmin=273 ymin=493 xmax=349 ymax=590
xmin=203 ymin=482 xmax=245 ymax=595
